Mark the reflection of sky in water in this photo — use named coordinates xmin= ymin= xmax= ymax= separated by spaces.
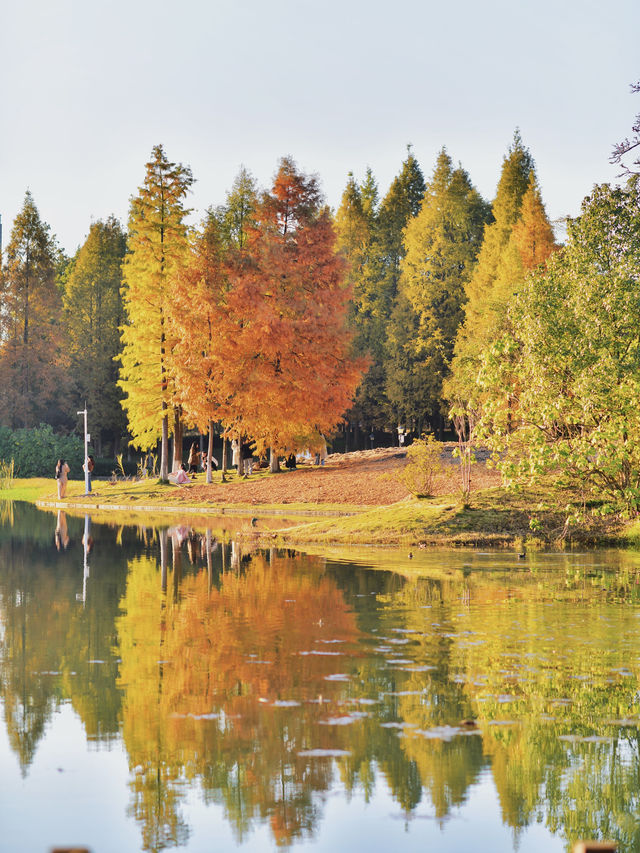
xmin=2 ymin=503 xmax=640 ymax=851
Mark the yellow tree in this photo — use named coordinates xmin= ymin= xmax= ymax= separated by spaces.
xmin=447 ymin=131 xmax=535 ymax=404
xmin=169 ymin=214 xmax=228 ymax=482
xmin=118 ymin=145 xmax=193 ymax=480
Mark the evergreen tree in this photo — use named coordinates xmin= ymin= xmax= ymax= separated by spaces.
xmin=213 ymin=165 xmax=258 ymax=250
xmin=447 ymin=131 xmax=537 ymax=405
xmin=0 ymin=192 xmax=68 ymax=429
xmin=62 ymin=216 xmax=127 ymax=454
xmin=387 ymin=149 xmax=489 ymax=430
xmin=341 ymin=150 xmax=426 ymax=440
xmin=118 ymin=145 xmax=194 ymax=480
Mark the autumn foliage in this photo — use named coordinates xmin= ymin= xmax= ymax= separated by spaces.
xmin=170 ymin=157 xmax=366 ymax=458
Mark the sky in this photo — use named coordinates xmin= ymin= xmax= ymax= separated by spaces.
xmin=1 ymin=0 xmax=639 ymax=255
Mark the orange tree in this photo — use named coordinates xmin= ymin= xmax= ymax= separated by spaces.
xmin=171 ymin=158 xmax=365 ymax=471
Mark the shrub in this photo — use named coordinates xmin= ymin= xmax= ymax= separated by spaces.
xmin=0 ymin=424 xmax=85 ymax=478
xmin=396 ymin=435 xmax=443 ymax=498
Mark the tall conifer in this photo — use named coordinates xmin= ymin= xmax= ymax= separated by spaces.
xmin=339 ymin=150 xmax=425 ymax=441
xmin=388 ymin=149 xmax=489 ymax=430
xmin=447 ymin=132 xmax=537 ymax=404
xmin=0 ymin=192 xmax=67 ymax=428
xmin=118 ymin=145 xmax=193 ymax=480
xmin=63 ymin=216 xmax=127 ymax=453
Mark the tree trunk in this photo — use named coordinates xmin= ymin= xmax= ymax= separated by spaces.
xmin=160 ymin=412 xmax=169 ymax=480
xmin=172 ymin=408 xmax=183 ymax=471
xmin=222 ymin=437 xmax=228 ymax=473
xmin=159 ymin=527 xmax=168 ymax=591
xmin=269 ymin=446 xmax=280 ymax=473
xmin=206 ymin=419 xmax=214 ymax=484
xmin=205 ymin=528 xmax=213 ymax=591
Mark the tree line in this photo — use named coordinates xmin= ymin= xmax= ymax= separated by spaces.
xmin=9 ymin=128 xmax=638 ymax=505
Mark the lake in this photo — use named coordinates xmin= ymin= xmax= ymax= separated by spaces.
xmin=1 ymin=502 xmax=639 ymax=852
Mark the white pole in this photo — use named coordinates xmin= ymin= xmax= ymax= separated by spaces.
xmin=77 ymin=405 xmax=90 ymax=495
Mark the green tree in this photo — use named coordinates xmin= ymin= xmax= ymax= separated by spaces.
xmin=477 ymin=180 xmax=640 ymax=509
xmin=0 ymin=192 xmax=68 ymax=428
xmin=118 ymin=145 xmax=194 ymax=480
xmin=62 ymin=216 xmax=127 ymax=454
xmin=448 ymin=131 xmax=535 ymax=405
xmin=387 ymin=149 xmax=489 ymax=430
xmin=213 ymin=164 xmax=258 ymax=250
xmin=340 ymin=150 xmax=425 ymax=440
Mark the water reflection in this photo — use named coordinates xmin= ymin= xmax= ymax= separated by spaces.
xmin=2 ymin=503 xmax=640 ymax=850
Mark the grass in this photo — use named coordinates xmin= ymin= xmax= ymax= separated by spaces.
xmin=2 ymin=474 xmax=636 ymax=549
xmin=4 ymin=475 xmax=365 ymax=517
xmin=0 ymin=477 xmax=55 ymax=502
xmin=258 ymin=483 xmax=631 ymax=548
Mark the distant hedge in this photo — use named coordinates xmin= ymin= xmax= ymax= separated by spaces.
xmin=0 ymin=424 xmax=85 ymax=479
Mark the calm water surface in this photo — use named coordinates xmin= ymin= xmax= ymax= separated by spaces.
xmin=2 ymin=502 xmax=640 ymax=852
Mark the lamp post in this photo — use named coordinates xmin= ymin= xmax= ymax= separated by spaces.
xmin=77 ymin=405 xmax=90 ymax=495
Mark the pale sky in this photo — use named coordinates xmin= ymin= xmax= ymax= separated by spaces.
xmin=1 ymin=0 xmax=638 ymax=255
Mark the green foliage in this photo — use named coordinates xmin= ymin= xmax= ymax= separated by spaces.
xmin=338 ymin=150 xmax=426 ymax=433
xmin=477 ymin=180 xmax=640 ymax=510
xmin=448 ymin=131 xmax=537 ymax=406
xmin=0 ymin=424 xmax=84 ymax=478
xmin=62 ymin=216 xmax=127 ymax=451
xmin=211 ymin=165 xmax=258 ymax=250
xmin=388 ymin=149 xmax=489 ymax=425
xmin=395 ymin=436 xmax=443 ymax=498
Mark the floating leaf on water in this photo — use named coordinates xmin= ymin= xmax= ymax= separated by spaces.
xmin=169 ymin=712 xmax=219 ymax=720
xmin=383 ymin=690 xmax=425 ymax=697
xmin=604 ymin=718 xmax=640 ymax=726
xmin=319 ymin=713 xmax=369 ymax=726
xmin=411 ymin=725 xmax=481 ymax=742
xmin=299 ymin=650 xmax=343 ymax=656
xmin=297 ymin=749 xmax=352 ymax=757
xmin=559 ymin=734 xmax=613 ymax=744
xmin=399 ymin=665 xmax=436 ymax=672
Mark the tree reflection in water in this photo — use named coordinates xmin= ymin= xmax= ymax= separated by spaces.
xmin=2 ymin=504 xmax=640 ymax=850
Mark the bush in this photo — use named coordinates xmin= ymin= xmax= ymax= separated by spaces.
xmin=396 ymin=435 xmax=443 ymax=498
xmin=0 ymin=424 xmax=85 ymax=479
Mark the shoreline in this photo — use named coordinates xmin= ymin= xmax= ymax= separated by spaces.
xmin=2 ymin=470 xmax=638 ymax=550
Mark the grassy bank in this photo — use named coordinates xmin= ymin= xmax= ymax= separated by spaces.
xmin=0 ymin=476 xmax=634 ymax=548
xmin=262 ymin=486 xmax=629 ymax=548
xmin=1 ymin=476 xmax=364 ymax=516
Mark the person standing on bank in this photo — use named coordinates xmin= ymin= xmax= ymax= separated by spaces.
xmin=188 ymin=442 xmax=200 ymax=475
xmin=55 ymin=459 xmax=70 ymax=500
xmin=83 ymin=454 xmax=95 ymax=492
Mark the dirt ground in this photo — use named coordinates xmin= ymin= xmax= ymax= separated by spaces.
xmin=181 ymin=445 xmax=501 ymax=507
